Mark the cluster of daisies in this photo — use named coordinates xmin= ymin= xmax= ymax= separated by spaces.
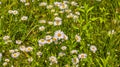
xmin=38 ymin=30 xmax=68 ymax=46
xmin=0 ymin=0 xmax=102 ymax=66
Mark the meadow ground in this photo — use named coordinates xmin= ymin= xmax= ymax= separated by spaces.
xmin=0 ymin=0 xmax=120 ymax=67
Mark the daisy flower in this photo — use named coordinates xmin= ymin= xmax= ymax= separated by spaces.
xmin=75 ymin=34 xmax=81 ymax=42
xmin=16 ymin=40 xmax=22 ymax=45
xmin=11 ymin=52 xmax=20 ymax=58
xmin=72 ymin=57 xmax=79 ymax=65
xmin=20 ymin=0 xmax=26 ymax=3
xmin=38 ymin=39 xmax=46 ymax=45
xmin=52 ymin=37 xmax=58 ymax=41
xmin=61 ymin=46 xmax=67 ymax=50
xmin=28 ymin=57 xmax=33 ymax=62
xmin=3 ymin=36 xmax=10 ymax=41
xmin=25 ymin=2 xmax=30 ymax=6
xmin=45 ymin=35 xmax=52 ymax=40
xmin=8 ymin=10 xmax=13 ymax=14
xmin=71 ymin=1 xmax=78 ymax=6
xmin=48 ymin=21 xmax=53 ymax=25
xmin=39 ymin=2 xmax=47 ymax=6
xmin=90 ymin=45 xmax=97 ymax=53
xmin=54 ymin=17 xmax=62 ymax=26
xmin=12 ymin=10 xmax=18 ymax=15
xmin=63 ymin=34 xmax=68 ymax=40
xmin=25 ymin=46 xmax=33 ymax=52
xmin=0 ymin=53 xmax=2 ymax=60
xmin=46 ymin=5 xmax=53 ymax=9
xmin=46 ymin=39 xmax=53 ymax=44
xmin=5 ymin=59 xmax=10 ymax=62
xmin=3 ymin=62 xmax=8 ymax=66
xmin=78 ymin=53 xmax=87 ymax=59
xmin=19 ymin=45 xmax=26 ymax=52
xmin=49 ymin=56 xmax=58 ymax=64
xmin=58 ymin=52 xmax=66 ymax=57
xmin=54 ymin=30 xmax=64 ymax=40
xmin=70 ymin=50 xmax=78 ymax=54
xmin=21 ymin=16 xmax=28 ymax=21
xmin=36 ymin=51 xmax=42 ymax=56
xmin=54 ymin=21 xmax=62 ymax=26
xmin=39 ymin=26 xmax=45 ymax=31
xmin=59 ymin=3 xmax=68 ymax=10
xmin=9 ymin=50 xmax=15 ymax=53
xmin=38 ymin=20 xmax=46 ymax=23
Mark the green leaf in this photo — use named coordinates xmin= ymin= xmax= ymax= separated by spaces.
xmin=87 ymin=6 xmax=94 ymax=14
xmin=90 ymin=17 xmax=98 ymax=21
xmin=72 ymin=24 xmax=79 ymax=30
xmin=78 ymin=8 xmax=85 ymax=13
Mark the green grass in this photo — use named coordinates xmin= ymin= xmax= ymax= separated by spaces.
xmin=0 ymin=0 xmax=120 ymax=67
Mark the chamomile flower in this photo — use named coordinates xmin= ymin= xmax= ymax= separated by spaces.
xmin=16 ymin=40 xmax=22 ymax=45
xmin=28 ymin=57 xmax=33 ymax=62
xmin=38 ymin=20 xmax=46 ymax=23
xmin=63 ymin=34 xmax=68 ymax=40
xmin=36 ymin=51 xmax=42 ymax=56
xmin=54 ymin=13 xmax=59 ymax=16
xmin=51 ymin=9 xmax=55 ymax=12
xmin=19 ymin=45 xmax=26 ymax=52
xmin=12 ymin=10 xmax=18 ymax=15
xmin=59 ymin=3 xmax=68 ymax=10
xmin=0 ymin=2 xmax=2 ymax=4
xmin=52 ymin=37 xmax=58 ymax=41
xmin=54 ymin=2 xmax=61 ymax=6
xmin=59 ymin=10 xmax=64 ymax=14
xmin=20 ymin=0 xmax=26 ymax=3
xmin=39 ymin=2 xmax=47 ymax=6
xmin=9 ymin=50 xmax=15 ymax=53
xmin=5 ymin=59 xmax=10 ymax=62
xmin=54 ymin=17 xmax=62 ymax=26
xmin=11 ymin=52 xmax=20 ymax=58
xmin=66 ymin=13 xmax=74 ymax=18
xmin=70 ymin=50 xmax=78 ymax=54
xmin=72 ymin=57 xmax=79 ymax=65
xmin=45 ymin=35 xmax=52 ymax=40
xmin=58 ymin=52 xmax=65 ymax=57
xmin=78 ymin=53 xmax=87 ymax=59
xmin=3 ymin=36 xmax=10 ymax=41
xmin=3 ymin=62 xmax=8 ymax=66
xmin=39 ymin=26 xmax=45 ymax=31
xmin=48 ymin=21 xmax=53 ymax=25
xmin=63 ymin=1 xmax=69 ymax=4
xmin=25 ymin=46 xmax=33 ymax=52
xmin=49 ymin=56 xmax=58 ymax=64
xmin=46 ymin=5 xmax=53 ymax=9
xmin=0 ymin=53 xmax=2 ymax=59
xmin=8 ymin=10 xmax=13 ymax=14
xmin=46 ymin=39 xmax=53 ymax=44
xmin=75 ymin=12 xmax=80 ymax=15
xmin=54 ymin=21 xmax=62 ymax=26
xmin=75 ymin=34 xmax=81 ymax=42
xmin=73 ymin=15 xmax=79 ymax=20
xmin=55 ymin=17 xmax=62 ymax=21
xmin=25 ymin=2 xmax=30 ymax=6
xmin=71 ymin=1 xmax=78 ymax=6
xmin=108 ymin=30 xmax=115 ymax=35
xmin=38 ymin=39 xmax=46 ymax=45
xmin=54 ymin=30 xmax=64 ymax=40
xmin=61 ymin=46 xmax=67 ymax=50
xmin=90 ymin=45 xmax=97 ymax=53
xmin=65 ymin=9 xmax=71 ymax=13
xmin=21 ymin=16 xmax=28 ymax=21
